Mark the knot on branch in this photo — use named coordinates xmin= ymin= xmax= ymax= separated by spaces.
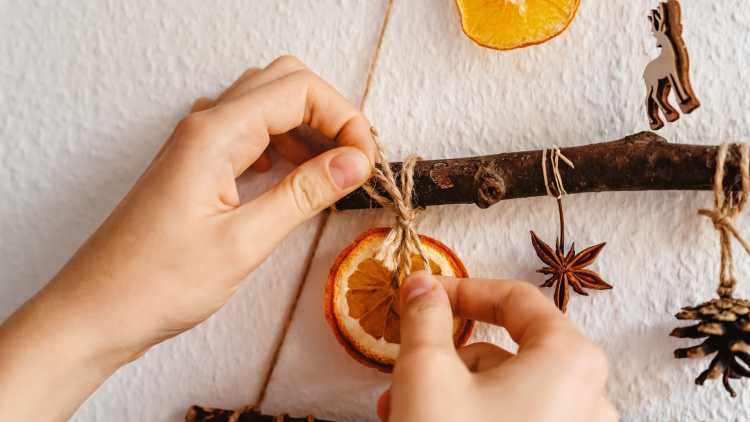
xmin=473 ymin=162 xmax=506 ymax=209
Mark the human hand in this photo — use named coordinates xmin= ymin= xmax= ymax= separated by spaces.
xmin=377 ymin=272 xmax=617 ymax=422
xmin=0 ymin=55 xmax=375 ymax=420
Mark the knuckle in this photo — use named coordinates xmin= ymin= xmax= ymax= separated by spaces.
xmin=511 ymin=280 xmax=543 ymax=298
xmin=491 ymin=281 xmax=542 ymax=324
xmin=288 ymin=68 xmax=316 ymax=84
xmin=171 ymin=113 xmax=217 ymax=150
xmin=288 ymin=170 xmax=327 ymax=216
xmin=176 ymin=112 xmax=213 ymax=136
xmin=240 ymin=67 xmax=260 ymax=79
xmin=272 ymin=54 xmax=306 ymax=71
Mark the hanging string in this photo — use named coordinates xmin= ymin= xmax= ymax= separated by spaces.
xmin=248 ymin=0 xmax=398 ymax=415
xmin=542 ymin=146 xmax=575 ymax=199
xmin=541 ymin=146 xmax=575 ymax=248
xmin=697 ymin=143 xmax=750 ymax=299
xmin=362 ymin=127 xmax=430 ymax=283
xmin=356 ymin=0 xmax=425 ymax=284
xmin=359 ymin=0 xmax=395 ymax=109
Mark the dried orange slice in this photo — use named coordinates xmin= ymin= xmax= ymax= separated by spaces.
xmin=456 ymin=0 xmax=580 ymax=50
xmin=325 ymin=228 xmax=474 ymax=372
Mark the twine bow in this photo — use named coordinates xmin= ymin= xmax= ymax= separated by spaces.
xmin=362 ymin=127 xmax=430 ymax=284
xmin=697 ymin=143 xmax=750 ymax=298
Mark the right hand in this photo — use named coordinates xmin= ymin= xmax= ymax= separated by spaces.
xmin=377 ymin=272 xmax=618 ymax=422
xmin=0 ymin=55 xmax=376 ymax=421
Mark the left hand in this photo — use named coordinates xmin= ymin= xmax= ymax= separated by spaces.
xmin=0 ymin=55 xmax=375 ymax=420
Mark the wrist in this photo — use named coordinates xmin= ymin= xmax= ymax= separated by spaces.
xmin=38 ymin=269 xmax=154 ymax=368
xmin=0 ymin=262 xmax=163 ymax=420
xmin=0 ymin=274 xmax=140 ymax=419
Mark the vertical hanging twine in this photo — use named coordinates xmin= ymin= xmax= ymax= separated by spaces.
xmin=246 ymin=0 xmax=398 ymax=416
xmin=362 ymin=127 xmax=430 ymax=284
xmin=698 ymin=143 xmax=750 ymax=298
xmin=541 ymin=146 xmax=575 ymax=248
xmin=187 ymin=1 xmax=401 ymax=420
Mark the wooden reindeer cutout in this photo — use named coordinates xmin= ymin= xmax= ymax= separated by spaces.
xmin=643 ymin=0 xmax=700 ymax=130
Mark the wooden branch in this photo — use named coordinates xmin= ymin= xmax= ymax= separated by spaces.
xmin=335 ymin=132 xmax=742 ymax=210
xmin=185 ymin=405 xmax=333 ymax=422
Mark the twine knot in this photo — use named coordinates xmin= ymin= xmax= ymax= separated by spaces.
xmin=362 ymin=127 xmax=430 ymax=284
xmin=698 ymin=143 xmax=750 ymax=299
xmin=698 ymin=209 xmax=733 ymax=232
xmin=542 ymin=146 xmax=575 ymax=199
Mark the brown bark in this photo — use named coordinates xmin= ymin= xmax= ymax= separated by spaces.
xmin=185 ymin=405 xmax=333 ymax=422
xmin=335 ymin=131 xmax=741 ymax=210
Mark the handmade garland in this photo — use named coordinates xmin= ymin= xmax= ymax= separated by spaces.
xmin=323 ymin=128 xmax=474 ymax=371
xmin=186 ymin=1 xmax=747 ymax=419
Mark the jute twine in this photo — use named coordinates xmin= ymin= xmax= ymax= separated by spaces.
xmin=698 ymin=143 xmax=750 ymax=298
xmin=250 ymin=0 xmax=397 ymax=414
xmin=362 ymin=127 xmax=430 ymax=283
xmin=542 ymin=146 xmax=575 ymax=199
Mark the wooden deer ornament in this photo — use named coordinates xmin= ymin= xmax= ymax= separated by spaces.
xmin=644 ymin=0 xmax=700 ymax=130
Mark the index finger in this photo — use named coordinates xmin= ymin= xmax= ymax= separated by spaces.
xmin=438 ymin=276 xmax=581 ymax=350
xmin=210 ymin=69 xmax=376 ymax=175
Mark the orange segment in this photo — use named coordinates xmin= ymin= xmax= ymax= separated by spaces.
xmin=456 ymin=0 xmax=581 ymax=50
xmin=325 ymin=228 xmax=474 ymax=372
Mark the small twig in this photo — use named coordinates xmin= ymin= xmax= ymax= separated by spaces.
xmin=335 ymin=132 xmax=743 ymax=210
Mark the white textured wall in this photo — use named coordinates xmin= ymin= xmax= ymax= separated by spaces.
xmin=0 ymin=1 xmax=383 ymax=420
xmin=2 ymin=1 xmax=750 ymax=421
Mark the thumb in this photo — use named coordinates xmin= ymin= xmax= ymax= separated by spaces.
xmin=398 ymin=271 xmax=456 ymax=356
xmin=229 ymin=146 xmax=371 ymax=262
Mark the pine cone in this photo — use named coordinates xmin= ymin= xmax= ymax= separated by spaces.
xmin=671 ymin=297 xmax=750 ymax=397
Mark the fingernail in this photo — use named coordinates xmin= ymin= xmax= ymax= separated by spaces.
xmin=402 ymin=271 xmax=436 ymax=303
xmin=329 ymin=149 xmax=371 ymax=190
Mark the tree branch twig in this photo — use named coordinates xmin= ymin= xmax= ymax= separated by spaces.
xmin=335 ymin=132 xmax=741 ymax=210
xmin=185 ymin=405 xmax=333 ymax=422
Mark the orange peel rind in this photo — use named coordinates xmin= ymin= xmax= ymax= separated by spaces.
xmin=325 ymin=228 xmax=474 ymax=372
xmin=456 ymin=0 xmax=581 ymax=50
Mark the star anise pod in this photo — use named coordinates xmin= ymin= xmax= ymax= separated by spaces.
xmin=529 ymin=198 xmax=611 ymax=312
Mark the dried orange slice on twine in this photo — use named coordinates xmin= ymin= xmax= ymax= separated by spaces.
xmin=325 ymin=228 xmax=474 ymax=372
xmin=456 ymin=0 xmax=581 ymax=50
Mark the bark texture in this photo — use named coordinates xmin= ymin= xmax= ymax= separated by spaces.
xmin=185 ymin=406 xmax=333 ymax=422
xmin=335 ymin=132 xmax=742 ymax=210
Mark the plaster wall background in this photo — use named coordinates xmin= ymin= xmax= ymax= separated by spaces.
xmin=0 ymin=1 xmax=383 ymax=420
xmin=2 ymin=1 xmax=750 ymax=421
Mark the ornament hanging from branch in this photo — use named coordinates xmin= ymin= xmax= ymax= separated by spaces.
xmin=643 ymin=0 xmax=700 ymax=130
xmin=529 ymin=147 xmax=612 ymax=313
xmin=671 ymin=143 xmax=750 ymax=397
xmin=324 ymin=128 xmax=474 ymax=371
